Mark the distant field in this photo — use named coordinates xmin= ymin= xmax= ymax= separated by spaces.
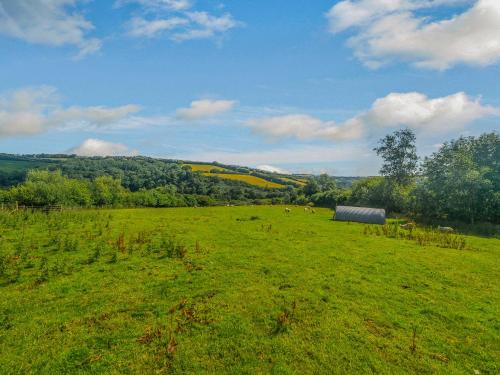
xmin=0 ymin=206 xmax=498 ymax=374
xmin=279 ymin=177 xmax=306 ymax=186
xmin=0 ymin=159 xmax=49 ymax=173
xmin=185 ymin=164 xmax=226 ymax=172
xmin=204 ymin=173 xmax=285 ymax=189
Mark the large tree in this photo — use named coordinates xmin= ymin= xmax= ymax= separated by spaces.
xmin=374 ymin=128 xmax=418 ymax=185
xmin=416 ymin=133 xmax=499 ymax=224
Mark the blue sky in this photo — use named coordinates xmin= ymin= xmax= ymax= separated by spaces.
xmin=0 ymin=0 xmax=499 ymax=175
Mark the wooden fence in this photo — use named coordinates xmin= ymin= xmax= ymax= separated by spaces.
xmin=0 ymin=203 xmax=63 ymax=213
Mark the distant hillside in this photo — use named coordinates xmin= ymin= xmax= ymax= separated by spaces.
xmin=0 ymin=154 xmax=361 ymax=190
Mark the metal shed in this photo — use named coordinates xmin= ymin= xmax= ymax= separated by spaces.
xmin=334 ymin=206 xmax=386 ymax=225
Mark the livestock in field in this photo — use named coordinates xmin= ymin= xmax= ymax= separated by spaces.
xmin=400 ymin=222 xmax=416 ymax=230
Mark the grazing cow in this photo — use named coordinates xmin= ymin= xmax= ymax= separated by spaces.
xmin=284 ymin=208 xmax=291 ymax=214
xmin=304 ymin=207 xmax=310 ymax=212
xmin=400 ymin=222 xmax=416 ymax=230
xmin=438 ymin=226 xmax=454 ymax=233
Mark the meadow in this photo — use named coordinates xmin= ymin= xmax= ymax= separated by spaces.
xmin=202 ymin=173 xmax=285 ymax=189
xmin=184 ymin=164 xmax=227 ymax=173
xmin=0 ymin=206 xmax=498 ymax=374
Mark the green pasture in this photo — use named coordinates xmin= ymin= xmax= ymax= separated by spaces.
xmin=0 ymin=206 xmax=498 ymax=374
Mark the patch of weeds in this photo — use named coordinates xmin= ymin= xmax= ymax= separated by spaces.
xmin=35 ymin=256 xmax=49 ymax=284
xmin=410 ymin=325 xmax=418 ymax=354
xmin=51 ymin=258 xmax=70 ymax=276
xmin=261 ymin=224 xmax=273 ymax=232
xmin=0 ymin=255 xmax=21 ymax=284
xmin=107 ymin=252 xmax=118 ymax=264
xmin=364 ymin=224 xmax=469 ymax=250
xmin=272 ymin=301 xmax=297 ymax=335
xmin=144 ymin=241 xmax=157 ymax=255
xmin=133 ymin=231 xmax=151 ymax=245
xmin=137 ymin=326 xmax=163 ymax=345
xmin=0 ymin=254 xmax=7 ymax=280
xmin=160 ymin=236 xmax=187 ymax=259
xmin=59 ymin=347 xmax=92 ymax=373
xmin=86 ymin=244 xmax=102 ymax=265
xmin=116 ymin=232 xmax=126 ymax=254
xmin=63 ymin=237 xmax=79 ymax=252
xmin=0 ymin=310 xmax=13 ymax=330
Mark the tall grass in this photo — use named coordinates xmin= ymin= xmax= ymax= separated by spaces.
xmin=363 ymin=223 xmax=468 ymax=250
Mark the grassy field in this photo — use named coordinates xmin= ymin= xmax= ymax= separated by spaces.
xmin=203 ymin=173 xmax=285 ymax=189
xmin=0 ymin=206 xmax=498 ymax=374
xmin=278 ymin=177 xmax=306 ymax=187
xmin=185 ymin=164 xmax=226 ymax=173
xmin=0 ymin=159 xmax=49 ymax=173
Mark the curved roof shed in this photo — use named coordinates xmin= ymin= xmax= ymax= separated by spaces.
xmin=334 ymin=206 xmax=386 ymax=225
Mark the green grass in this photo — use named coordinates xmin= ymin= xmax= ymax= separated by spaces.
xmin=0 ymin=206 xmax=498 ymax=374
xmin=0 ymin=159 xmax=49 ymax=173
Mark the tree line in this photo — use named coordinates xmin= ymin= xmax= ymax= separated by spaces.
xmin=302 ymin=131 xmax=499 ymax=224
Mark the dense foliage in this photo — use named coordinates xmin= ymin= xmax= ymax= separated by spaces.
xmin=414 ymin=133 xmax=499 ymax=224
xmin=300 ymin=132 xmax=499 ymax=224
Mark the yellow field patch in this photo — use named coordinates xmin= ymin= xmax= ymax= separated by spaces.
xmin=186 ymin=164 xmax=226 ymax=172
xmin=279 ymin=177 xmax=307 ymax=186
xmin=203 ymin=173 xmax=285 ymax=189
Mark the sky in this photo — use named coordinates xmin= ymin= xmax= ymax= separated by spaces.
xmin=0 ymin=0 xmax=499 ymax=176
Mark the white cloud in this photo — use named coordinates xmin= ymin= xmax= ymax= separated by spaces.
xmin=246 ymin=114 xmax=363 ymax=141
xmin=256 ymin=165 xmax=290 ymax=174
xmin=51 ymin=104 xmax=142 ymax=128
xmin=128 ymin=16 xmax=188 ymax=38
xmin=327 ymin=0 xmax=500 ymax=69
xmin=128 ymin=12 xmax=239 ymax=41
xmin=69 ymin=138 xmax=138 ymax=156
xmin=246 ymin=92 xmax=498 ymax=141
xmin=172 ymin=12 xmax=239 ymax=41
xmin=124 ymin=0 xmax=240 ymax=42
xmin=362 ymin=91 xmax=498 ymax=130
xmin=116 ymin=0 xmax=191 ymax=11
xmin=0 ymin=87 xmax=144 ymax=138
xmin=0 ymin=0 xmax=101 ymax=57
xmin=176 ymin=99 xmax=237 ymax=121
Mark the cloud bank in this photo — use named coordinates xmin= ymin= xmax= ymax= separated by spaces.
xmin=256 ymin=165 xmax=291 ymax=174
xmin=327 ymin=0 xmax=500 ymax=69
xmin=69 ymin=138 xmax=138 ymax=156
xmin=0 ymin=0 xmax=101 ymax=58
xmin=122 ymin=0 xmax=240 ymax=41
xmin=246 ymin=92 xmax=498 ymax=141
xmin=0 ymin=87 xmax=143 ymax=138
